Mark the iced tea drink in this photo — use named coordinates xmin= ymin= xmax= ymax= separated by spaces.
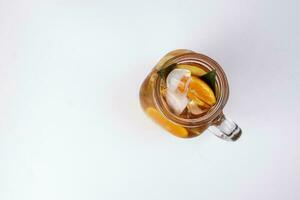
xmin=139 ymin=49 xmax=241 ymax=141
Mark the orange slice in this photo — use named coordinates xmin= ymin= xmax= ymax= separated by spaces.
xmin=146 ymin=107 xmax=188 ymax=138
xmin=187 ymin=76 xmax=216 ymax=106
xmin=187 ymin=90 xmax=211 ymax=108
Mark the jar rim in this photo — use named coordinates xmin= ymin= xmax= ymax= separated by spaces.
xmin=153 ymin=52 xmax=229 ymax=127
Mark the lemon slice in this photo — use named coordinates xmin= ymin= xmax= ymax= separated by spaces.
xmin=187 ymin=100 xmax=207 ymax=115
xmin=146 ymin=107 xmax=188 ymax=138
xmin=177 ymin=64 xmax=206 ymax=76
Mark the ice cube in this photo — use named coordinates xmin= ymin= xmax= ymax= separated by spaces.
xmin=165 ymin=68 xmax=192 ymax=115
xmin=166 ymin=90 xmax=189 ymax=115
xmin=166 ymin=69 xmax=191 ymax=94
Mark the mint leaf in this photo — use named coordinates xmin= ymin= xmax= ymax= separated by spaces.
xmin=157 ymin=63 xmax=177 ymax=80
xmin=199 ymin=70 xmax=216 ymax=94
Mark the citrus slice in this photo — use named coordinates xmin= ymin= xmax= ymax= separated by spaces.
xmin=187 ymin=100 xmax=207 ymax=115
xmin=187 ymin=91 xmax=210 ymax=108
xmin=187 ymin=76 xmax=216 ymax=106
xmin=146 ymin=107 xmax=188 ymax=138
xmin=177 ymin=64 xmax=206 ymax=76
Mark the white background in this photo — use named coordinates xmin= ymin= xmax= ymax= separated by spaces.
xmin=1 ymin=0 xmax=300 ymax=199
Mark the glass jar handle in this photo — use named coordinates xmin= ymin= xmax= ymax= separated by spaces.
xmin=208 ymin=114 xmax=242 ymax=141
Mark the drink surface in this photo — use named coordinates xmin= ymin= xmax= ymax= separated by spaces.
xmin=159 ymin=63 xmax=217 ymax=119
xmin=139 ymin=50 xmax=218 ymax=138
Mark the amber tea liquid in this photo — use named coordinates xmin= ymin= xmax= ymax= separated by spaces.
xmin=140 ymin=60 xmax=218 ymax=138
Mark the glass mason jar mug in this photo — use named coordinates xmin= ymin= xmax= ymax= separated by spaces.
xmin=139 ymin=49 xmax=242 ymax=141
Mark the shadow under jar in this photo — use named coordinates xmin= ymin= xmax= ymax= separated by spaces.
xmin=139 ymin=49 xmax=241 ymax=141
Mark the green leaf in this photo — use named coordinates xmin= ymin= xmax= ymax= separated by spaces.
xmin=199 ymin=70 xmax=216 ymax=94
xmin=157 ymin=63 xmax=177 ymax=80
